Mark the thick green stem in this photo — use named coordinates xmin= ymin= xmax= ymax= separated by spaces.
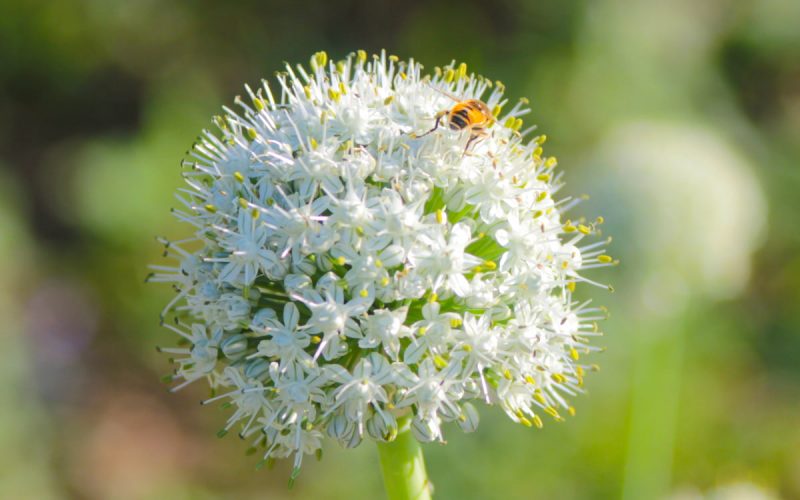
xmin=376 ymin=417 xmax=432 ymax=500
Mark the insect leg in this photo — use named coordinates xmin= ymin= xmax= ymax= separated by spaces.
xmin=462 ymin=129 xmax=488 ymax=156
xmin=414 ymin=110 xmax=447 ymax=138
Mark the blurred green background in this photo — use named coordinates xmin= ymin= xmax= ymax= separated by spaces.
xmin=1 ymin=0 xmax=799 ymax=498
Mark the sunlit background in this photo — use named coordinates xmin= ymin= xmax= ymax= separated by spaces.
xmin=2 ymin=0 xmax=799 ymax=498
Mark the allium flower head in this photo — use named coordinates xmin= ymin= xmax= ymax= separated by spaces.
xmin=152 ymin=50 xmax=613 ymax=477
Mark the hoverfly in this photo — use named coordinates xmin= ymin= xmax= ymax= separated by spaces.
xmin=415 ymin=85 xmax=494 ymax=154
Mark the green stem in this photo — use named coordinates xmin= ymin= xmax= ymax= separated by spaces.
xmin=376 ymin=417 xmax=432 ymax=500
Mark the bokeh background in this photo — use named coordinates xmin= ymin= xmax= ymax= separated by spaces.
xmin=1 ymin=0 xmax=799 ymax=498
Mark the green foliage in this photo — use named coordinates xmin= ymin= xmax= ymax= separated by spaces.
xmin=1 ymin=0 xmax=799 ymax=498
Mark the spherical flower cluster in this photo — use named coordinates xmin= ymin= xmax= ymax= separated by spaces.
xmin=151 ymin=50 xmax=613 ymax=477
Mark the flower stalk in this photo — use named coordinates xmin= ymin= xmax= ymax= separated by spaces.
xmin=377 ymin=417 xmax=431 ymax=500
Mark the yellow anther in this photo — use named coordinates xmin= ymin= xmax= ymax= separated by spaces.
xmin=303 ymin=85 xmax=312 ymax=99
xmin=444 ymin=68 xmax=455 ymax=83
xmin=433 ymin=355 xmax=447 ymax=369
xmin=335 ymin=256 xmax=347 ymax=266
xmin=384 ymin=95 xmax=394 ymax=105
xmin=562 ymin=261 xmax=569 ymax=270
xmin=233 ymin=171 xmax=245 ymax=183
xmin=204 ymin=204 xmax=217 ymax=213
xmin=309 ymin=137 xmax=319 ymax=149
xmin=238 ymin=197 xmax=249 ymax=209
xmin=357 ymin=50 xmax=367 ymax=64
xmin=536 ymin=191 xmax=548 ymax=202
xmin=311 ymin=335 xmax=321 ymax=344
xmin=532 ymin=415 xmax=544 ymax=429
xmin=374 ymin=259 xmax=383 ymax=268
xmin=519 ymin=417 xmax=533 ymax=427
xmin=563 ymin=223 xmax=577 ymax=233
xmin=458 ymin=414 xmax=467 ymax=422
xmin=339 ymin=81 xmax=347 ymax=94
xmin=576 ymin=366 xmax=585 ymax=377
xmin=359 ymin=289 xmax=369 ymax=298
xmin=399 ymin=72 xmax=407 ymax=80
xmin=428 ymin=293 xmax=438 ymax=304
xmin=336 ymin=61 xmax=346 ymax=75
xmin=551 ymin=373 xmax=566 ymax=383
xmin=449 ymin=318 xmax=462 ymax=328
xmin=503 ymin=369 xmax=513 ymax=380
xmin=570 ymin=348 xmax=580 ymax=361
xmin=457 ymin=62 xmax=468 ymax=79
xmin=577 ymin=224 xmax=591 ymax=235
xmin=525 ymin=375 xmax=536 ymax=385
xmin=598 ymin=255 xmax=613 ymax=263
xmin=532 ymin=210 xmax=543 ymax=219
xmin=253 ymin=98 xmax=265 ymax=111
xmin=537 ymin=134 xmax=548 ymax=144
xmin=544 ymin=406 xmax=560 ymax=419
xmin=534 ymin=392 xmax=547 ymax=405
xmin=536 ymin=173 xmax=551 ymax=182
xmin=462 ymin=344 xmax=473 ymax=352
xmin=545 ymin=157 xmax=558 ymax=168
xmin=435 ymin=209 xmax=444 ymax=224
xmin=251 ymin=208 xmax=259 ymax=219
xmin=247 ymin=127 xmax=258 ymax=140
xmin=328 ymin=88 xmax=341 ymax=102
xmin=380 ymin=277 xmax=390 ymax=287
xmin=482 ymin=260 xmax=497 ymax=270
xmin=417 ymin=326 xmax=427 ymax=336
xmin=568 ymin=406 xmax=576 ymax=417
xmin=566 ymin=282 xmax=576 ymax=293
xmin=533 ymin=146 xmax=543 ymax=157
xmin=473 ymin=265 xmax=483 ymax=273
xmin=504 ymin=116 xmax=516 ymax=129
xmin=311 ymin=51 xmax=328 ymax=70
xmin=596 ymin=216 xmax=605 ymax=224
xmin=491 ymin=105 xmax=503 ymax=117
xmin=389 ymin=54 xmax=399 ymax=62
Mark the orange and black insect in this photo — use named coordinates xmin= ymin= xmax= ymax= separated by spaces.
xmin=415 ymin=86 xmax=494 ymax=154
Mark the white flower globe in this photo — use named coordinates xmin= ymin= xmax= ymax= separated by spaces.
xmin=151 ymin=50 xmax=612 ymax=476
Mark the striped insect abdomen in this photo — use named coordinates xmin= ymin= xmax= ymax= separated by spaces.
xmin=448 ymin=99 xmax=490 ymax=131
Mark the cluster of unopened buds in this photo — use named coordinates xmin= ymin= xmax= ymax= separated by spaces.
xmin=151 ymin=50 xmax=615 ymax=479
